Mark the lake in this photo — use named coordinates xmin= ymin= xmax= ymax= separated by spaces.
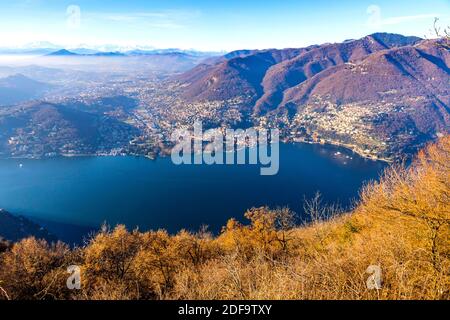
xmin=0 ymin=143 xmax=387 ymax=244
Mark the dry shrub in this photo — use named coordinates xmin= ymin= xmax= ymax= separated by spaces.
xmin=0 ymin=238 xmax=70 ymax=300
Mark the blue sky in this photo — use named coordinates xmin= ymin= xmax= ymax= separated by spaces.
xmin=0 ymin=0 xmax=449 ymax=51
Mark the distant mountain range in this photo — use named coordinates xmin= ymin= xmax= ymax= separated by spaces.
xmin=0 ymin=44 xmax=222 ymax=57
xmin=44 ymin=48 xmax=217 ymax=58
xmin=46 ymin=49 xmax=79 ymax=56
xmin=46 ymin=49 xmax=126 ymax=57
xmin=39 ymin=49 xmax=218 ymax=73
xmin=177 ymin=33 xmax=450 ymax=158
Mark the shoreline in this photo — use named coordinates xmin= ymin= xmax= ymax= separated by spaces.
xmin=290 ymin=139 xmax=395 ymax=163
xmin=0 ymin=140 xmax=395 ymax=163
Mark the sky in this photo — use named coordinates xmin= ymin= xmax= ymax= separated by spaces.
xmin=0 ymin=0 xmax=449 ymax=51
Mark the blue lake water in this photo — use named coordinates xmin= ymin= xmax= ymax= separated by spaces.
xmin=0 ymin=143 xmax=387 ymax=244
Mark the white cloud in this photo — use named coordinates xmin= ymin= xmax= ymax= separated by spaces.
xmin=91 ymin=10 xmax=200 ymax=29
xmin=366 ymin=4 xmax=439 ymax=28
xmin=380 ymin=13 xmax=439 ymax=26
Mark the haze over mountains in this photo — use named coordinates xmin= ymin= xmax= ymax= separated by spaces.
xmin=40 ymin=48 xmax=214 ymax=72
xmin=0 ymin=43 xmax=222 ymax=59
xmin=0 ymin=46 xmax=188 ymax=56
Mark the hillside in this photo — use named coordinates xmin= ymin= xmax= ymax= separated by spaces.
xmin=178 ymin=33 xmax=422 ymax=106
xmin=177 ymin=33 xmax=449 ymax=159
xmin=0 ymin=101 xmax=140 ymax=158
xmin=0 ymin=209 xmax=56 ymax=243
xmin=0 ymin=136 xmax=448 ymax=300
xmin=0 ymin=74 xmax=53 ymax=106
xmin=177 ymin=47 xmax=307 ymax=103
